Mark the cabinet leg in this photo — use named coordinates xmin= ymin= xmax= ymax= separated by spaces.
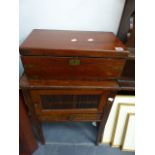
xmin=96 ymin=121 xmax=102 ymax=145
xmin=21 ymin=90 xmax=45 ymax=144
xmin=96 ymin=93 xmax=115 ymax=145
xmin=96 ymin=122 xmax=100 ymax=129
xmin=31 ymin=117 xmax=45 ymax=145
xmin=36 ymin=122 xmax=45 ymax=145
xmin=96 ymin=108 xmax=112 ymax=145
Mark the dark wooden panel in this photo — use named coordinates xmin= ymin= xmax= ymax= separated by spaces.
xmin=21 ymin=56 xmax=126 ymax=80
xmin=117 ymin=0 xmax=135 ymax=91
xmin=118 ymin=79 xmax=135 ymax=91
xmin=122 ymin=59 xmax=135 ymax=79
xmin=117 ymin=0 xmax=135 ymax=44
xmin=117 ymin=90 xmax=135 ymax=95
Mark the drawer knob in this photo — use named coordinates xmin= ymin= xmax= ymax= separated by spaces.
xmin=69 ymin=115 xmax=76 ymax=121
xmin=108 ymin=97 xmax=114 ymax=102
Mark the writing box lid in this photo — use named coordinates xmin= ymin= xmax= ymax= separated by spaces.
xmin=19 ymin=29 xmax=129 ymax=58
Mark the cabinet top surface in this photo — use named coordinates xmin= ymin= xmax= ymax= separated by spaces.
xmin=20 ymin=74 xmax=119 ymax=90
xmin=20 ymin=29 xmax=128 ymax=57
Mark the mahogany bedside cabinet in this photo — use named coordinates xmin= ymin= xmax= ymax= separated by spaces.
xmin=19 ymin=29 xmax=129 ymax=145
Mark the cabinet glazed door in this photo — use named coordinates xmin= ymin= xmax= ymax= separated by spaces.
xmin=30 ymin=89 xmax=108 ymax=115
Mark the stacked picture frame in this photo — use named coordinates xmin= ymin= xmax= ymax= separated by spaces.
xmin=102 ymin=95 xmax=135 ymax=152
xmin=121 ymin=113 xmax=135 ymax=151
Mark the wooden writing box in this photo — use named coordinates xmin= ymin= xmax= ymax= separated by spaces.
xmin=20 ymin=29 xmax=129 ymax=80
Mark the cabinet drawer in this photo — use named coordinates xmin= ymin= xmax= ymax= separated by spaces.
xmin=38 ymin=113 xmax=102 ymax=122
xmin=21 ymin=56 xmax=125 ymax=80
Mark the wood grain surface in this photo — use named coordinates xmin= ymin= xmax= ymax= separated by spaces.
xmin=20 ymin=29 xmax=128 ymax=58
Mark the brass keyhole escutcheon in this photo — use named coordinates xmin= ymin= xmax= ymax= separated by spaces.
xmin=69 ymin=58 xmax=80 ymax=66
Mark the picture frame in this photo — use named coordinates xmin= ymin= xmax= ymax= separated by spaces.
xmin=102 ymin=95 xmax=135 ymax=144
xmin=121 ymin=113 xmax=135 ymax=152
xmin=111 ymin=103 xmax=135 ymax=147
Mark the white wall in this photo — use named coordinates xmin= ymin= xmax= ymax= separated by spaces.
xmin=19 ymin=0 xmax=126 ymax=76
